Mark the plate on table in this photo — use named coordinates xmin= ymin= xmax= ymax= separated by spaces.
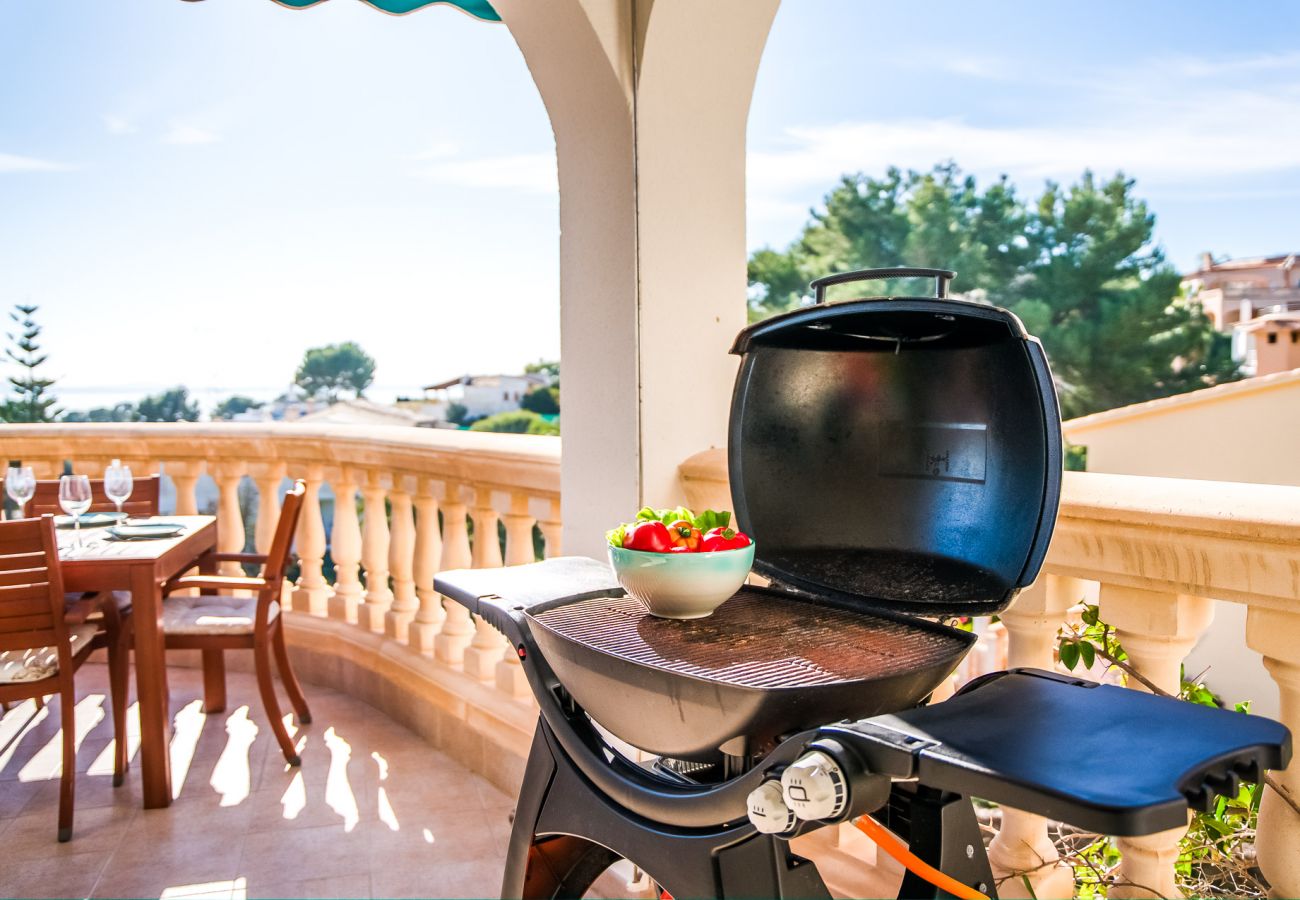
xmin=108 ymin=522 xmax=185 ymax=540
xmin=55 ymin=512 xmax=127 ymax=528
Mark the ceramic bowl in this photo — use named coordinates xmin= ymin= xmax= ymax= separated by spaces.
xmin=608 ymin=542 xmax=756 ymax=619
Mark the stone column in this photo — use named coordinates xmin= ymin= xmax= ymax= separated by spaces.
xmin=435 ymin=483 xmax=475 ymax=668
xmin=986 ymin=574 xmax=1081 ymax=900
xmin=539 ymin=497 xmax=562 ymax=558
xmin=1246 ymin=606 xmax=1300 ymax=900
xmin=328 ymin=467 xmax=363 ymax=625
xmin=385 ymin=475 xmax=418 ymax=643
xmin=409 ymin=478 xmax=445 ymax=657
xmin=496 ymin=493 xmax=537 ymax=697
xmin=211 ymin=461 xmax=247 ymax=577
xmin=247 ymin=461 xmax=286 ymax=558
xmin=358 ymin=470 xmax=393 ymax=633
xmin=1100 ymin=585 xmax=1215 ymax=900
xmin=291 ymin=463 xmax=329 ymax=616
xmin=168 ymin=461 xmax=203 ymax=516
xmin=463 ymin=486 xmax=507 ymax=681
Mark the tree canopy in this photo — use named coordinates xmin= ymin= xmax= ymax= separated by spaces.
xmin=213 ymin=395 xmax=264 ymax=420
xmin=136 ymin=387 xmax=200 ymax=422
xmin=294 ymin=342 xmax=376 ymax=401
xmin=747 ymin=163 xmax=1237 ymax=418
xmin=469 ymin=409 xmax=559 ymax=435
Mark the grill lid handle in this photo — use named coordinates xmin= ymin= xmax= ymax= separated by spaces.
xmin=810 ymin=266 xmax=956 ymax=303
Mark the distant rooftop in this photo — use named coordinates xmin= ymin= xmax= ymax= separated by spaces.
xmin=423 ymin=373 xmax=549 ymax=392
xmin=1184 ymin=252 xmax=1298 ymax=281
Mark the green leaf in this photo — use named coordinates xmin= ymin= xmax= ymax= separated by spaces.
xmin=1059 ymin=640 xmax=1080 ymax=670
xmin=1077 ymin=640 xmax=1096 ymax=668
xmin=635 ymin=507 xmax=660 ymax=522
xmin=606 ymin=524 xmax=628 ymax=547
xmin=691 ymin=509 xmax=732 ymax=533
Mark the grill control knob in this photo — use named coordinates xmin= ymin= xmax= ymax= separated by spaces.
xmin=781 ymin=751 xmax=848 ymax=821
xmin=747 ymin=780 xmax=796 ymax=834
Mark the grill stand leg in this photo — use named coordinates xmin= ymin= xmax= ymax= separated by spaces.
xmin=878 ymin=784 xmax=999 ymax=900
xmin=506 ymin=717 xmax=833 ymax=900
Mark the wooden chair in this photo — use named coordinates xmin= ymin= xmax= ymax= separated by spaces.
xmin=27 ymin=474 xmax=162 ymax=518
xmin=0 ymin=516 xmax=129 ymax=841
xmin=162 ymin=480 xmax=310 ymax=765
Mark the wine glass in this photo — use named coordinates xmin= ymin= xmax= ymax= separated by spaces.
xmin=59 ymin=474 xmax=93 ymax=547
xmin=104 ymin=459 xmax=134 ymax=521
xmin=5 ymin=465 xmax=35 ymax=519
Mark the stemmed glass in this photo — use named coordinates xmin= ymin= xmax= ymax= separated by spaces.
xmin=5 ymin=465 xmax=35 ymax=520
xmin=59 ymin=474 xmax=93 ymax=547
xmin=104 ymin=459 xmax=134 ymax=521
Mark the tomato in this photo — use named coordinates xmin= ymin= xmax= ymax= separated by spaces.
xmin=667 ymin=519 xmax=702 ymax=551
xmin=700 ymin=527 xmax=752 ymax=552
xmin=622 ymin=520 xmax=673 ymax=553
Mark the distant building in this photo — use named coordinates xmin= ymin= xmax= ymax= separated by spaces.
xmin=296 ymin=397 xmax=429 ymax=427
xmin=419 ymin=373 xmax=550 ymax=422
xmin=1183 ymin=253 xmax=1300 ymax=376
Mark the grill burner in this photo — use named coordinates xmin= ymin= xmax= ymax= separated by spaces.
xmin=532 ymin=588 xmax=967 ymax=690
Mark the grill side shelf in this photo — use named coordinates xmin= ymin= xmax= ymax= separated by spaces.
xmin=433 ymin=556 xmax=624 ymax=643
xmin=828 ymin=669 xmax=1291 ymax=837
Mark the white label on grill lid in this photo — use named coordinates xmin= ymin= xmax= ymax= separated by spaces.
xmin=878 ymin=421 xmax=987 ymax=483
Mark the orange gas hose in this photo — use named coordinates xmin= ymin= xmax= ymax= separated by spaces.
xmin=853 ymin=815 xmax=990 ymax=900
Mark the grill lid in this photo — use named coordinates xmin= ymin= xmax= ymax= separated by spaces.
xmin=728 ymin=267 xmax=1062 ymax=616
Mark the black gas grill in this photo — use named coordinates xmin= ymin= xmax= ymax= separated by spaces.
xmin=436 ymin=268 xmax=1290 ymax=900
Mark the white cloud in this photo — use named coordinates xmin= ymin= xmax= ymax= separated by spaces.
xmin=163 ymin=123 xmax=220 ymax=145
xmin=407 ymin=139 xmax=461 ymax=161
xmin=103 ymin=114 xmax=137 ymax=136
xmin=0 ymin=152 xmax=71 ymax=173
xmin=411 ymin=152 xmax=557 ymax=193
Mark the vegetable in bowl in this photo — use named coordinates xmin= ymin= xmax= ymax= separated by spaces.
xmin=607 ymin=507 xmax=751 ymax=554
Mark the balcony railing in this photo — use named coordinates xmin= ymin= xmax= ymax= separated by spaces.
xmin=4 ymin=424 xmax=1298 ymax=897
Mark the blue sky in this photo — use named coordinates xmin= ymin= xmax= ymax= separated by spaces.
xmin=3 ymin=1 xmax=1299 ymax=411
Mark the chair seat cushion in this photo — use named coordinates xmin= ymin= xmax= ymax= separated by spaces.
xmin=163 ymin=595 xmax=279 ymax=635
xmin=0 ymin=623 xmax=99 ymax=683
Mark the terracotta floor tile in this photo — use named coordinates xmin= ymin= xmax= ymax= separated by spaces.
xmin=0 ymin=850 xmax=112 ymax=900
xmin=1 ymin=664 xmax=509 ymax=900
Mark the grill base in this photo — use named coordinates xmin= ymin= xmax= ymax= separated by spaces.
xmin=526 ymin=586 xmax=973 ymax=759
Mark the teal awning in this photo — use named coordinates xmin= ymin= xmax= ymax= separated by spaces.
xmin=267 ymin=0 xmax=500 ymax=22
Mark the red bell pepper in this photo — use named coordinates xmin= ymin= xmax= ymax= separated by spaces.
xmin=622 ymin=520 xmax=673 ymax=553
xmin=700 ymin=527 xmax=751 ymax=552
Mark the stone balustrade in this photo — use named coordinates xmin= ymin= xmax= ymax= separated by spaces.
xmin=682 ymin=448 xmax=1300 ymax=900
xmin=0 ymin=421 xmax=561 ymax=722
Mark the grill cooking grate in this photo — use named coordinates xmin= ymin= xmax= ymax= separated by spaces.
xmin=530 ymin=588 xmax=967 ymax=690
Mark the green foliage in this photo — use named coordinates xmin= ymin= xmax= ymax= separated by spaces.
xmin=135 ymin=386 xmax=200 ymax=422
xmin=748 ymin=163 xmax=1239 ymax=418
xmin=294 ymin=342 xmax=376 ymax=401
xmin=524 ymin=359 xmax=560 ymax=386
xmin=1065 ymin=443 xmax=1088 ymax=472
xmin=1 ymin=304 xmax=60 ymax=423
xmin=212 ymin=395 xmax=263 ymax=420
xmin=62 ymin=403 xmax=139 ymax=423
xmin=1058 ymin=605 xmax=1267 ymax=897
xmin=445 ymin=402 xmax=471 ymax=426
xmin=520 ymin=386 xmax=560 ymax=415
xmin=468 ymin=410 xmax=558 ymax=435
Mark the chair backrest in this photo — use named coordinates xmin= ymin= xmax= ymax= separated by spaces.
xmin=0 ymin=516 xmax=68 ymax=658
xmin=27 ymin=474 xmax=162 ymax=518
xmin=263 ymin=480 xmax=307 ymax=585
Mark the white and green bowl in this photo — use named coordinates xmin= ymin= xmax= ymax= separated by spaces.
xmin=608 ymin=543 xmax=756 ymax=619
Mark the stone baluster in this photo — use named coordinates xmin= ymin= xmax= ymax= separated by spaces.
xmin=358 ymin=470 xmax=393 ymax=633
xmin=495 ymin=492 xmax=537 ymax=697
xmin=328 ymin=467 xmax=364 ymax=624
xmin=435 ymin=483 xmax=475 ymax=667
xmin=463 ymin=485 xmax=507 ymax=681
xmin=539 ymin=498 xmax=562 ymax=558
xmin=168 ymin=461 xmax=203 ymax=515
xmin=409 ymin=477 xmax=445 ymax=657
xmin=247 ymin=461 xmax=285 ymax=557
xmin=1099 ymin=586 xmax=1215 ymax=900
xmin=291 ymin=463 xmax=330 ymax=616
xmin=211 ymin=461 xmax=248 ymax=577
xmin=1245 ymin=607 xmax=1300 ymax=900
xmin=385 ymin=474 xmax=418 ymax=643
xmin=986 ymin=574 xmax=1083 ymax=899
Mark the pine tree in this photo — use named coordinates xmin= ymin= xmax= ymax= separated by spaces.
xmin=2 ymin=304 xmax=60 ymax=423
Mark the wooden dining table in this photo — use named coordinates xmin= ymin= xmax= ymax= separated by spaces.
xmin=57 ymin=515 xmax=218 ymax=809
